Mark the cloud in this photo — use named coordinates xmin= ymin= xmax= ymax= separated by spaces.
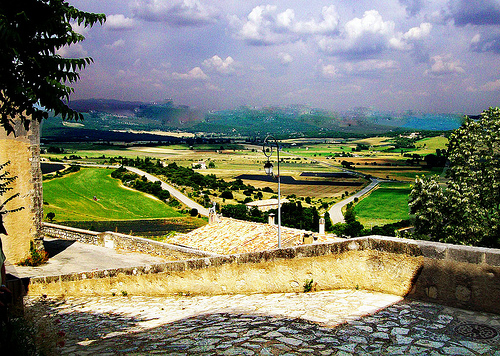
xmin=277 ymin=5 xmax=339 ymax=35
xmin=470 ymin=32 xmax=500 ymax=53
xmin=399 ymin=0 xmax=425 ymax=16
xmin=321 ymin=64 xmax=338 ymax=79
xmin=448 ymin=0 xmax=500 ymax=26
xmin=56 ymin=43 xmax=88 ymax=58
xmin=171 ymin=67 xmax=209 ymax=80
xmin=70 ymin=22 xmax=90 ymax=37
xmin=105 ymin=39 xmax=126 ymax=49
xmin=104 ymin=14 xmax=136 ymax=31
xmin=231 ymin=5 xmax=340 ymax=46
xmin=390 ymin=22 xmax=432 ymax=50
xmin=425 ymin=55 xmax=465 ymax=76
xmin=344 ymin=59 xmax=400 ymax=74
xmin=132 ymin=0 xmax=220 ymax=26
xmin=317 ymin=10 xmax=396 ymax=58
xmin=480 ymin=79 xmax=500 ymax=91
xmin=278 ymin=52 xmax=294 ymax=65
xmin=202 ymin=55 xmax=237 ymax=75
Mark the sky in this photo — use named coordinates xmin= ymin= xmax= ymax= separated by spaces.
xmin=63 ymin=0 xmax=500 ymax=115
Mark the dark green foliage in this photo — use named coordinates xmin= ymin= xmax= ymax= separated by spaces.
xmin=221 ymin=204 xmax=249 ymax=221
xmin=111 ymin=167 xmax=171 ymax=202
xmin=220 ymin=190 xmax=234 ymax=199
xmin=268 ymin=201 xmax=320 ymax=232
xmin=331 ymin=204 xmax=364 ymax=237
xmin=323 ymin=211 xmax=333 ymax=232
xmin=0 ymin=0 xmax=105 ymax=134
xmin=393 ymin=136 xmax=416 ymax=149
xmin=303 ymin=279 xmax=314 ymax=293
xmin=360 ymin=219 xmax=411 ymax=237
xmin=46 ymin=212 xmax=55 ymax=222
xmin=409 ymin=107 xmax=500 ymax=247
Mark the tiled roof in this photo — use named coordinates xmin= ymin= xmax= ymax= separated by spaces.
xmin=164 ymin=217 xmax=338 ymax=255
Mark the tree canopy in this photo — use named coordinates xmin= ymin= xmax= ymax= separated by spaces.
xmin=0 ymin=0 xmax=105 ymax=135
xmin=409 ymin=107 xmax=500 ymax=247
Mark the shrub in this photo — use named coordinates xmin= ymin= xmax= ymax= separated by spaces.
xmin=220 ymin=190 xmax=234 ymax=199
xmin=18 ymin=241 xmax=49 ymax=267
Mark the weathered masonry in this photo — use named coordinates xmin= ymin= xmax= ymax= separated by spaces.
xmin=32 ymin=225 xmax=500 ymax=315
xmin=0 ymin=119 xmax=43 ymax=263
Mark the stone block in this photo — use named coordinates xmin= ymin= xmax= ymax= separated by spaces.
xmin=417 ymin=241 xmax=448 ymax=260
xmin=447 ymin=245 xmax=484 ymax=264
xmin=485 ymin=251 xmax=500 ymax=266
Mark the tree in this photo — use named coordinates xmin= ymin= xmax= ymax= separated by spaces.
xmin=409 ymin=107 xmax=500 ymax=247
xmin=0 ymin=1 xmax=105 ymax=134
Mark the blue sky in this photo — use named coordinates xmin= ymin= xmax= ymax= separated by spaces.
xmin=65 ymin=0 xmax=500 ymax=114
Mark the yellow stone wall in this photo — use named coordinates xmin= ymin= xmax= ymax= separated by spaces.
xmin=0 ymin=119 xmax=43 ymax=264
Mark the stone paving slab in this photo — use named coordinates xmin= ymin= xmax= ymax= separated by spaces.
xmin=6 ymin=238 xmax=169 ymax=279
xmin=25 ymin=289 xmax=500 ymax=355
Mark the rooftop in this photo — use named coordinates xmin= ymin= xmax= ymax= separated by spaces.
xmin=164 ymin=217 xmax=337 ymax=255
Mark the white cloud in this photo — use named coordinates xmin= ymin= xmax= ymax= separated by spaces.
xmin=480 ymin=79 xmax=500 ymax=91
xmin=202 ymin=55 xmax=236 ymax=75
xmin=390 ymin=23 xmax=432 ymax=50
xmin=345 ymin=59 xmax=400 ymax=74
xmin=278 ymin=5 xmax=339 ymax=35
xmin=56 ymin=43 xmax=88 ymax=58
xmin=344 ymin=10 xmax=395 ymax=39
xmin=425 ymin=55 xmax=465 ymax=76
xmin=321 ymin=64 xmax=338 ymax=79
xmin=132 ymin=0 xmax=220 ymax=26
xmin=104 ymin=14 xmax=136 ymax=31
xmin=70 ymin=22 xmax=90 ymax=37
xmin=105 ymin=39 xmax=126 ymax=49
xmin=278 ymin=52 xmax=294 ymax=65
xmin=318 ymin=10 xmax=396 ymax=58
xmin=171 ymin=67 xmax=209 ymax=80
xmin=231 ymin=5 xmax=339 ymax=45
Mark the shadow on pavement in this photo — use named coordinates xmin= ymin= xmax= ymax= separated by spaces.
xmin=43 ymin=239 xmax=75 ymax=258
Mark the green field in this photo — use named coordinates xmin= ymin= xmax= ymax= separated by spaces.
xmin=43 ymin=168 xmax=183 ymax=221
xmin=354 ymin=183 xmax=411 ymax=226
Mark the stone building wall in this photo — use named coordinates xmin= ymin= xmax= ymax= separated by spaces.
xmin=0 ymin=119 xmax=43 ymax=263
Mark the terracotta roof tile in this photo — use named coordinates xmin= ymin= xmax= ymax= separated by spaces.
xmin=165 ymin=217 xmax=338 ymax=255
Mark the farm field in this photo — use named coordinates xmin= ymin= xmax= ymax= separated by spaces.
xmin=43 ymin=168 xmax=183 ymax=221
xmin=354 ymin=182 xmax=412 ymax=227
xmin=40 ymin=134 xmax=448 ymax=230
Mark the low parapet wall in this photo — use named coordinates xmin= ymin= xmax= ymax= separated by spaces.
xmin=43 ymin=222 xmax=217 ymax=260
xmin=34 ymin=228 xmax=500 ymax=314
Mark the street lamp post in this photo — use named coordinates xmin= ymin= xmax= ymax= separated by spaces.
xmin=263 ymin=135 xmax=281 ymax=249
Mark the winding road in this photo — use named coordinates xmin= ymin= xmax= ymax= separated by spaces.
xmin=125 ymin=166 xmax=209 ymax=216
xmin=328 ymin=178 xmax=380 ymax=224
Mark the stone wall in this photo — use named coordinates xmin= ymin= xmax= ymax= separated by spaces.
xmin=43 ymin=222 xmax=218 ymax=260
xmin=0 ymin=119 xmax=43 ymax=263
xmin=28 ymin=233 xmax=500 ymax=314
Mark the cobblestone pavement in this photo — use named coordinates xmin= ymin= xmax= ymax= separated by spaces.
xmin=26 ymin=290 xmax=500 ymax=355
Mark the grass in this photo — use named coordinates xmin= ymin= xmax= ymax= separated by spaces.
xmin=354 ymin=183 xmax=411 ymax=226
xmin=43 ymin=168 xmax=183 ymax=221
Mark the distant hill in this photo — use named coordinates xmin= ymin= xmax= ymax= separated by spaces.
xmin=41 ymin=99 xmax=466 ymax=141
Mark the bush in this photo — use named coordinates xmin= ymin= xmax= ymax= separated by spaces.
xmin=18 ymin=242 xmax=48 ymax=267
xmin=220 ymin=190 xmax=234 ymax=199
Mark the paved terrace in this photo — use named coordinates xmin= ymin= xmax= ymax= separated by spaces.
xmin=9 ymin=237 xmax=500 ymax=355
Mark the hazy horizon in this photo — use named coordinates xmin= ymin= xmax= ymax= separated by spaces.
xmin=65 ymin=0 xmax=500 ymax=115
